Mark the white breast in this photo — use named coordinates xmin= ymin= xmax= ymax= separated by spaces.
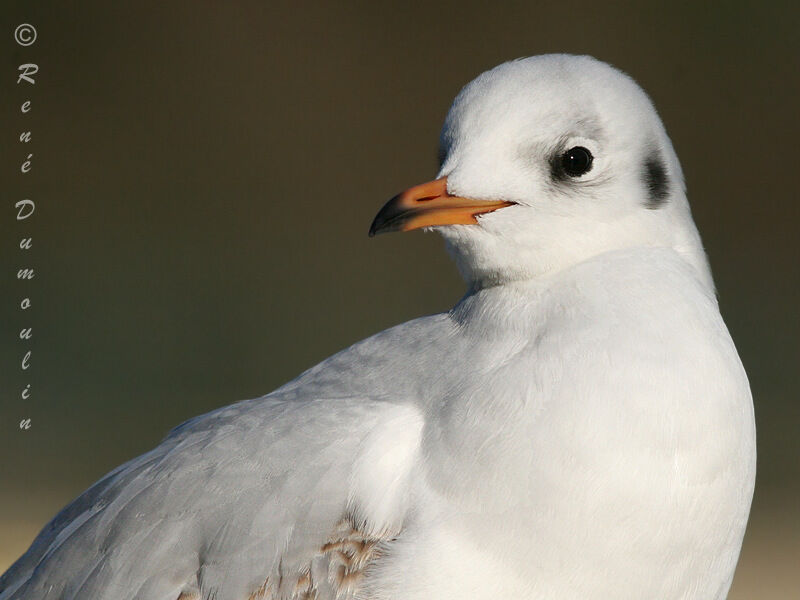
xmin=362 ymin=247 xmax=755 ymax=600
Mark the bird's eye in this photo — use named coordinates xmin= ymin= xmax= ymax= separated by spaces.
xmin=561 ymin=146 xmax=593 ymax=177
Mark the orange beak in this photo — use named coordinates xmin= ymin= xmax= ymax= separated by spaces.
xmin=368 ymin=177 xmax=514 ymax=236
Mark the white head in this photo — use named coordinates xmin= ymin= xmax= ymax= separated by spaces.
xmin=370 ymin=54 xmax=712 ymax=290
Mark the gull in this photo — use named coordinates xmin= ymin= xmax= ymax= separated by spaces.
xmin=0 ymin=54 xmax=755 ymax=600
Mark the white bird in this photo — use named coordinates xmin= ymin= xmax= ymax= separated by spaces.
xmin=0 ymin=54 xmax=755 ymax=600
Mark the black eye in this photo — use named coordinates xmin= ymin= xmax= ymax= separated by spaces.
xmin=561 ymin=146 xmax=593 ymax=177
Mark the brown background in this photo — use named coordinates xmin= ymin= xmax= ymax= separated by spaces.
xmin=1 ymin=2 xmax=798 ymax=597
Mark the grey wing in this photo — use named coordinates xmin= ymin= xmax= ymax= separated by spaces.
xmin=0 ymin=395 xmax=424 ymax=600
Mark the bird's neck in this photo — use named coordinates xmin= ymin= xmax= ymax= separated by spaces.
xmin=450 ymin=245 xmax=716 ymax=336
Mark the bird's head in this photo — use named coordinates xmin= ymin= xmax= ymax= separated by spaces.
xmin=370 ymin=54 xmax=711 ymax=290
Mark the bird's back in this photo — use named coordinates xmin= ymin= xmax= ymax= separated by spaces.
xmin=0 ymin=315 xmax=451 ymax=600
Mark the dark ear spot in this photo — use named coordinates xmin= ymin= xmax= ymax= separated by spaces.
xmin=643 ymin=153 xmax=669 ymax=208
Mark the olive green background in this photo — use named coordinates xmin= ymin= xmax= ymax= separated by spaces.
xmin=1 ymin=2 xmax=798 ymax=596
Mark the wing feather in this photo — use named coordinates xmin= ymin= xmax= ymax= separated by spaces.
xmin=0 ymin=396 xmax=424 ymax=600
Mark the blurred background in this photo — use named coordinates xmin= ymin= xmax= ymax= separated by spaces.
xmin=1 ymin=2 xmax=797 ymax=596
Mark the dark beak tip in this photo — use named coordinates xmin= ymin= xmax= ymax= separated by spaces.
xmin=368 ymin=218 xmax=395 ymax=237
xmin=368 ymin=200 xmax=402 ymax=237
xmin=368 ymin=217 xmax=381 ymax=237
